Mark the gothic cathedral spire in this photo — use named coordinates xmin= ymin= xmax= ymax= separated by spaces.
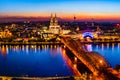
xmin=50 ymin=13 xmax=53 ymax=26
xmin=50 ymin=13 xmax=58 ymax=26
xmin=54 ymin=13 xmax=58 ymax=25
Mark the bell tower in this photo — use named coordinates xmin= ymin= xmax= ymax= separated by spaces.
xmin=50 ymin=14 xmax=53 ymax=26
xmin=54 ymin=13 xmax=58 ymax=26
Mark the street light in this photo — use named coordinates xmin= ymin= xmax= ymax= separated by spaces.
xmin=73 ymin=64 xmax=77 ymax=68
xmin=99 ymin=60 xmax=103 ymax=64
xmin=74 ymin=57 xmax=77 ymax=62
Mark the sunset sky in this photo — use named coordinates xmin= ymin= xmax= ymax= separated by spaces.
xmin=0 ymin=0 xmax=120 ymax=21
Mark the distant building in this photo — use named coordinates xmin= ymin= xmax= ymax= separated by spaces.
xmin=96 ymin=26 xmax=101 ymax=33
xmin=0 ymin=29 xmax=12 ymax=38
xmin=49 ymin=14 xmax=61 ymax=34
xmin=61 ymin=30 xmax=71 ymax=35
xmin=91 ymin=18 xmax=94 ymax=27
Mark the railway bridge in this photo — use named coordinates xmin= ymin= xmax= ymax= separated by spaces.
xmin=61 ymin=36 xmax=120 ymax=80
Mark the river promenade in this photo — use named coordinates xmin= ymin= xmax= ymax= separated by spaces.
xmin=0 ymin=42 xmax=62 ymax=45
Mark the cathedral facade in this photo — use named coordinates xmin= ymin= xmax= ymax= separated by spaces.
xmin=49 ymin=14 xmax=61 ymax=34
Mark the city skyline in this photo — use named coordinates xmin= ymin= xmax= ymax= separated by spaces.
xmin=0 ymin=0 xmax=120 ymax=22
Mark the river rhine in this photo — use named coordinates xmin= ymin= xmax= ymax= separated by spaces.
xmin=0 ymin=43 xmax=120 ymax=77
xmin=85 ymin=43 xmax=120 ymax=68
xmin=0 ymin=45 xmax=74 ymax=77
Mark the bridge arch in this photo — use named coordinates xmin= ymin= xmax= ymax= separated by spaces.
xmin=83 ymin=32 xmax=93 ymax=39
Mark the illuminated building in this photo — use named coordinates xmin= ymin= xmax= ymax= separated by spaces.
xmin=76 ymin=27 xmax=80 ymax=31
xmin=0 ymin=29 xmax=12 ymax=38
xmin=11 ymin=24 xmax=16 ymax=28
xmin=116 ymin=24 xmax=120 ymax=29
xmin=49 ymin=14 xmax=61 ymax=34
xmin=96 ymin=26 xmax=102 ymax=35
xmin=61 ymin=30 xmax=71 ymax=35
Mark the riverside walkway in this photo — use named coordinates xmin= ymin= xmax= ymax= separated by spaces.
xmin=61 ymin=36 xmax=120 ymax=80
xmin=0 ymin=42 xmax=62 ymax=45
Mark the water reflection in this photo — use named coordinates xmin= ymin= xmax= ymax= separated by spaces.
xmin=0 ymin=45 xmax=7 ymax=57
xmin=96 ymin=45 xmax=98 ymax=50
xmin=0 ymin=45 xmax=60 ymax=55
xmin=0 ymin=45 xmax=74 ymax=77
xmin=84 ymin=44 xmax=92 ymax=52
xmin=101 ymin=43 xmax=104 ymax=51
xmin=85 ymin=43 xmax=120 ymax=68
xmin=26 ymin=45 xmax=29 ymax=54
xmin=112 ymin=43 xmax=114 ymax=51
xmin=107 ymin=43 xmax=109 ymax=49
xmin=118 ymin=43 xmax=120 ymax=51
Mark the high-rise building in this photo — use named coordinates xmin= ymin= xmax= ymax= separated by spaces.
xmin=49 ymin=14 xmax=61 ymax=34
xmin=91 ymin=18 xmax=94 ymax=27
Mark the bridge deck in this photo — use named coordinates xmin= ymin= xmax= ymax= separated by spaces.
xmin=61 ymin=36 xmax=120 ymax=80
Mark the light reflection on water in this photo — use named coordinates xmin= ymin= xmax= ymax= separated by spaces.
xmin=85 ymin=43 xmax=120 ymax=68
xmin=0 ymin=45 xmax=74 ymax=77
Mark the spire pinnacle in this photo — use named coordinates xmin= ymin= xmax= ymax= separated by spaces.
xmin=51 ymin=13 xmax=53 ymax=18
xmin=55 ymin=13 xmax=56 ymax=18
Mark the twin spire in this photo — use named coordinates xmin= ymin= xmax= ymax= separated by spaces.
xmin=50 ymin=13 xmax=58 ymax=26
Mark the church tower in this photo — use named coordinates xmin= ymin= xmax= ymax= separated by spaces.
xmin=50 ymin=14 xmax=54 ymax=26
xmin=49 ymin=14 xmax=61 ymax=34
xmin=54 ymin=13 xmax=58 ymax=26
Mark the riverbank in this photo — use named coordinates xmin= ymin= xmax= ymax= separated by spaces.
xmin=0 ymin=42 xmax=62 ymax=45
xmin=0 ymin=41 xmax=120 ymax=45
xmin=80 ymin=41 xmax=120 ymax=44
xmin=0 ymin=76 xmax=74 ymax=80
